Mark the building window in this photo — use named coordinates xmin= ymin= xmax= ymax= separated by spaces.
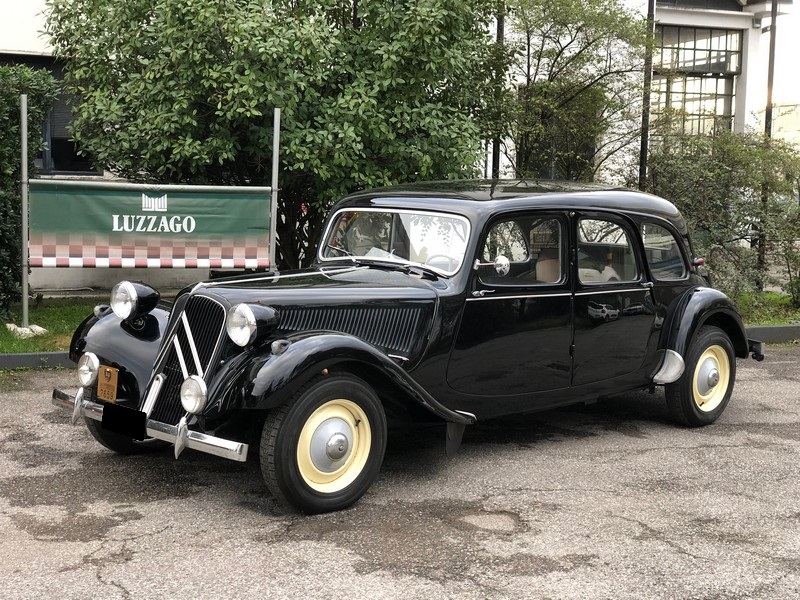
xmin=652 ymin=25 xmax=741 ymax=134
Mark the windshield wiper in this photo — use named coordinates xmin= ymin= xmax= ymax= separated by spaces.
xmin=362 ymin=259 xmax=444 ymax=280
xmin=325 ymin=243 xmax=356 ymax=263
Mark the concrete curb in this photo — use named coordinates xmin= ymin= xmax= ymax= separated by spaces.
xmin=0 ymin=326 xmax=796 ymax=371
xmin=746 ymin=325 xmax=800 ymax=345
xmin=0 ymin=352 xmax=73 ymax=370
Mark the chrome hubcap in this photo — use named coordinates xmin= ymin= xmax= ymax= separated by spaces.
xmin=326 ymin=432 xmax=349 ymax=461
xmin=706 ymin=368 xmax=720 ymax=389
xmin=309 ymin=417 xmax=353 ymax=473
xmin=696 ymin=357 xmax=719 ymax=396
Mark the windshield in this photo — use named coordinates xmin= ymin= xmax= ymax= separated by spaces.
xmin=319 ymin=209 xmax=471 ymax=275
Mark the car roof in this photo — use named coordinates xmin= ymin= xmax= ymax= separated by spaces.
xmin=335 ymin=179 xmax=687 ymax=233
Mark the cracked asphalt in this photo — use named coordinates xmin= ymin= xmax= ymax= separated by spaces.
xmin=1 ymin=346 xmax=799 ymax=600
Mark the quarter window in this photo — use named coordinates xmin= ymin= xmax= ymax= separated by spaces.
xmin=641 ymin=223 xmax=687 ymax=280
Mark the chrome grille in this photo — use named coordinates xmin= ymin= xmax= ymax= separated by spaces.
xmin=279 ymin=305 xmax=424 ymax=356
xmin=146 ymin=295 xmax=226 ymax=425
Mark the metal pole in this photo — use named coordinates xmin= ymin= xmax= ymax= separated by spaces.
xmin=491 ymin=7 xmax=504 ymax=180
xmin=638 ymin=0 xmax=656 ymax=191
xmin=20 ymin=94 xmax=29 ymax=328
xmin=765 ymin=0 xmax=778 ymax=138
xmin=269 ymin=107 xmax=281 ymax=271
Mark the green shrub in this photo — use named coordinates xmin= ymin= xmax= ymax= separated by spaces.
xmin=0 ymin=65 xmax=59 ymax=318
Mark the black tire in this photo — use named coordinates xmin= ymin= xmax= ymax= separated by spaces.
xmin=260 ymin=374 xmax=387 ymax=514
xmin=666 ymin=325 xmax=736 ymax=427
xmin=85 ymin=417 xmax=166 ymax=454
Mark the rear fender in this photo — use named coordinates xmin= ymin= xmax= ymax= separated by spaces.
xmin=660 ymin=287 xmax=749 ymax=359
xmin=244 ymin=331 xmax=475 ymax=426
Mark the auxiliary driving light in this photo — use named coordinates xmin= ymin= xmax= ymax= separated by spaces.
xmin=180 ymin=375 xmax=208 ymax=414
xmin=77 ymin=352 xmax=100 ymax=387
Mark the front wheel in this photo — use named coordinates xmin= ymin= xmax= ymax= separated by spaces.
xmin=666 ymin=325 xmax=736 ymax=427
xmin=260 ymin=374 xmax=387 ymax=514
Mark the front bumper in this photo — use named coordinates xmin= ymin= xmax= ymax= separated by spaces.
xmin=52 ymin=388 xmax=249 ymax=462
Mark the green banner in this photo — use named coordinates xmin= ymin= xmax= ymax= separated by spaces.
xmin=28 ymin=180 xmax=272 ymax=268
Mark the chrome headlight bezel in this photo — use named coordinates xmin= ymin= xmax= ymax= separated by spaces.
xmin=110 ymin=281 xmax=160 ymax=320
xmin=225 ymin=303 xmax=279 ymax=347
xmin=77 ymin=352 xmax=100 ymax=387
xmin=180 ymin=375 xmax=208 ymax=414
xmin=110 ymin=281 xmax=138 ymax=320
xmin=226 ymin=304 xmax=258 ymax=347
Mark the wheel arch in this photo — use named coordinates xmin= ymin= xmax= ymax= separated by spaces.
xmin=246 ymin=332 xmax=475 ymax=426
xmin=661 ymin=287 xmax=749 ymax=359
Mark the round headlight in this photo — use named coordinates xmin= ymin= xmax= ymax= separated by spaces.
xmin=77 ymin=352 xmax=100 ymax=387
xmin=226 ymin=304 xmax=257 ymax=347
xmin=180 ymin=375 xmax=207 ymax=414
xmin=110 ymin=281 xmax=138 ymax=319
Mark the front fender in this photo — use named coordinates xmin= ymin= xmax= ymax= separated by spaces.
xmin=660 ymin=287 xmax=749 ymax=359
xmin=71 ymin=306 xmax=170 ymax=404
xmin=245 ymin=331 xmax=475 ymax=425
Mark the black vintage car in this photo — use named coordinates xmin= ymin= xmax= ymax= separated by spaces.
xmin=52 ymin=180 xmax=764 ymax=513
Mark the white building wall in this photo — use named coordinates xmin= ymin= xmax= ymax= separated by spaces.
xmin=0 ymin=0 xmax=51 ymax=55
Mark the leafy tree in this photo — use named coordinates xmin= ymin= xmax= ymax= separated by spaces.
xmin=46 ymin=0 xmax=504 ymax=268
xmin=0 ymin=66 xmax=59 ymax=318
xmin=503 ymin=0 xmax=649 ymax=181
xmin=646 ymin=127 xmax=800 ymax=304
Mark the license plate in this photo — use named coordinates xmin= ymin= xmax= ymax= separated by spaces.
xmin=96 ymin=365 xmax=119 ymax=403
xmin=101 ymin=402 xmax=147 ymax=441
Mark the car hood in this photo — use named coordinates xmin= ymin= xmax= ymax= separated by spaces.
xmin=182 ymin=265 xmax=442 ymax=363
xmin=192 ymin=265 xmax=441 ymax=305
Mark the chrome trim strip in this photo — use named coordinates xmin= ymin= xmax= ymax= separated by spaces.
xmin=388 ymin=354 xmax=409 ymax=362
xmin=466 ymin=292 xmax=571 ymax=302
xmin=455 ymin=410 xmax=477 ymax=421
xmin=52 ymin=389 xmax=249 ymax=462
xmin=180 ymin=311 xmax=204 ymax=378
xmin=173 ymin=336 xmax=190 ymax=379
xmin=574 ymin=287 xmax=649 ymax=296
xmin=141 ymin=373 xmax=165 ymax=417
xmin=203 ymin=266 xmax=359 ymax=288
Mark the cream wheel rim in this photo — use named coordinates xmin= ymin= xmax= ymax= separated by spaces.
xmin=692 ymin=345 xmax=730 ymax=412
xmin=296 ymin=399 xmax=371 ymax=493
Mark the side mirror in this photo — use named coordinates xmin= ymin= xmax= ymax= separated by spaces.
xmin=494 ymin=255 xmax=510 ymax=276
xmin=473 ymin=254 xmax=511 ymax=276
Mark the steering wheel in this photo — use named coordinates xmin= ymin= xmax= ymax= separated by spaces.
xmin=425 ymin=254 xmax=459 ymax=272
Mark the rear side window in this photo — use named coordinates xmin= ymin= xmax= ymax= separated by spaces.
xmin=577 ymin=218 xmax=638 ymax=283
xmin=641 ymin=222 xmax=688 ymax=280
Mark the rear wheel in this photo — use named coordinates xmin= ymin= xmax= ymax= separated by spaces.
xmin=666 ymin=326 xmax=736 ymax=426
xmin=261 ymin=374 xmax=387 ymax=514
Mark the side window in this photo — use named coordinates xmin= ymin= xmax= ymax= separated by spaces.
xmin=479 ymin=216 xmax=563 ymax=285
xmin=641 ymin=222 xmax=688 ymax=280
xmin=577 ymin=218 xmax=638 ymax=284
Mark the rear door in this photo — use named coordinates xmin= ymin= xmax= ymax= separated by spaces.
xmin=571 ymin=213 xmax=657 ymax=387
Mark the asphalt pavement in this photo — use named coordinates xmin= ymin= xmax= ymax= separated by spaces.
xmin=1 ymin=346 xmax=799 ymax=599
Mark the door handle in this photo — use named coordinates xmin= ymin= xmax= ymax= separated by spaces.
xmin=472 ymin=289 xmax=495 ymax=297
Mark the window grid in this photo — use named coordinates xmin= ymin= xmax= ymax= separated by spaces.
xmin=652 ymin=25 xmax=742 ymax=134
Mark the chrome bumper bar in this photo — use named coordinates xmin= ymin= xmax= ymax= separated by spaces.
xmin=52 ymin=388 xmax=249 ymax=462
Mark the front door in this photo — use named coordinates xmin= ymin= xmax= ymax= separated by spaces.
xmin=448 ymin=214 xmax=573 ymax=396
